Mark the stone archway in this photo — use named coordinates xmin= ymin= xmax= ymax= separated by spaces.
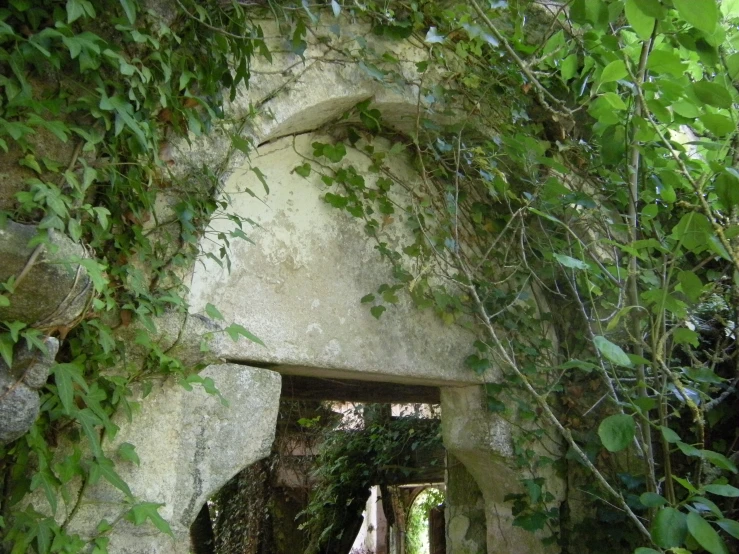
xmin=50 ymin=21 xmax=563 ymax=553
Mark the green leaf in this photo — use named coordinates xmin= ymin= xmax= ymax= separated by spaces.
xmin=553 ymin=253 xmax=589 ymax=269
xmin=652 ymin=507 xmax=688 ymax=548
xmin=205 ymin=303 xmax=224 ymax=321
xmin=702 ymin=450 xmax=738 ymax=473
xmin=464 ymin=354 xmax=491 ymax=375
xmin=117 ymin=442 xmax=140 ymax=466
xmin=647 ymin=50 xmax=686 ymax=77
xmin=119 ymin=0 xmax=136 ymax=24
xmin=76 ymin=408 xmax=103 ymax=457
xmin=251 ymin=167 xmax=270 ymax=195
xmin=77 ymin=258 xmax=109 ymax=293
xmin=0 ymin=334 xmax=13 ymax=367
xmin=673 ymin=328 xmax=699 ymax=347
xmin=600 ymin=60 xmax=628 ymax=84
xmin=601 ymin=92 xmax=627 ymax=110
xmin=52 ymin=363 xmax=87 ymax=415
xmin=674 ymin=476 xmax=699 ymax=494
xmin=324 ymin=193 xmax=349 ymax=209
xmin=670 ymin=212 xmax=713 ymax=253
xmin=598 ymin=413 xmax=635 ymax=452
xmin=700 ymin=113 xmax=736 ymax=136
xmin=625 ymin=0 xmax=655 ymax=39
xmin=703 ymin=484 xmax=739 ymax=497
xmin=634 ymin=549 xmax=661 ymax=554
xmin=561 ymin=54 xmax=578 ymax=81
xmin=593 ymin=335 xmax=632 ymax=367
xmin=293 ymin=163 xmax=311 ymax=178
xmin=687 ymin=512 xmax=728 ymax=554
xmin=230 ymin=134 xmax=251 ymax=156
xmin=716 ymin=519 xmax=739 ymax=539
xmin=66 ymin=0 xmax=95 ymax=23
xmin=92 ymin=456 xmax=133 ymax=498
xmin=677 ymin=270 xmax=703 ymax=302
xmin=640 ymin=492 xmax=668 ymax=508
xmin=224 ymin=323 xmax=265 ymax=346
xmin=370 ymin=305 xmax=386 ymax=319
xmin=125 ymin=502 xmax=174 ymax=537
xmin=691 ymin=82 xmax=733 ymax=109
xmin=673 ymin=0 xmax=719 ymax=33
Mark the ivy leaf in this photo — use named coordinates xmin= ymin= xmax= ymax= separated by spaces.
xmin=205 ymin=303 xmax=224 ymax=321
xmin=673 ymin=0 xmax=719 ymax=33
xmin=225 ymin=323 xmax=265 ymax=346
xmin=75 ymin=408 xmax=103 ymax=457
xmin=91 ymin=456 xmax=133 ymax=499
xmin=293 ymin=163 xmax=311 ymax=178
xmin=324 ymin=193 xmax=349 ymax=209
xmin=52 ymin=362 xmax=87 ymax=415
xmin=0 ymin=334 xmax=15 ymax=370
xmin=251 ymin=167 xmax=270 ymax=194
xmin=77 ymin=258 xmax=109 ymax=293
xmin=651 ymin=507 xmax=688 ymax=548
xmin=464 ymin=354 xmax=491 ymax=375
xmin=117 ymin=442 xmax=140 ymax=466
xmin=598 ymin=414 xmax=635 ymax=452
xmin=370 ymin=305 xmax=386 ymax=319
xmin=687 ymin=512 xmax=728 ymax=554
xmin=125 ymin=502 xmax=174 ymax=537
xmin=230 ymin=134 xmax=251 ymax=156
xmin=593 ymin=336 xmax=632 ymax=367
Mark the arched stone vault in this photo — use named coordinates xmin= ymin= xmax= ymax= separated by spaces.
xmin=52 ymin=18 xmax=564 ymax=554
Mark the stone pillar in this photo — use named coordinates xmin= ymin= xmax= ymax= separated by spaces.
xmin=441 ymin=385 xmax=563 ymax=554
xmin=57 ymin=364 xmax=281 ymax=554
xmin=445 ymin=454 xmax=487 ymax=554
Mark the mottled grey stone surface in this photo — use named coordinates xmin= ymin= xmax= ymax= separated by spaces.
xmin=59 ymin=364 xmax=281 ymax=554
xmin=442 ymin=385 xmax=563 ymax=554
xmin=0 ymin=337 xmax=59 ymax=443
xmin=0 ymin=221 xmax=93 ymax=328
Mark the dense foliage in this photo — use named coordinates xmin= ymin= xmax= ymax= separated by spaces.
xmin=293 ymin=0 xmax=739 ymax=552
xmin=0 ymin=0 xmax=267 ymax=550
xmin=1 ymin=0 xmax=739 ymax=553
xmin=299 ymin=405 xmax=442 ymax=554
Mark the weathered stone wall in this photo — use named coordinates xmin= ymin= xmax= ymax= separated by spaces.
xmin=42 ymin=364 xmax=281 ymax=554
xmin=188 ymin=133 xmax=486 ymax=387
xmin=4 ymin=9 xmax=572 ymax=553
xmin=442 ymin=386 xmax=564 ymax=554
